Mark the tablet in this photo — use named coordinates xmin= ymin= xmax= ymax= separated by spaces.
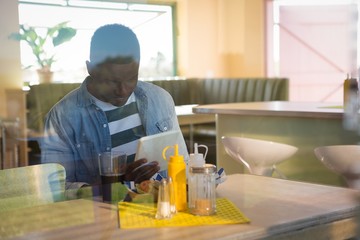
xmin=135 ymin=130 xmax=189 ymax=171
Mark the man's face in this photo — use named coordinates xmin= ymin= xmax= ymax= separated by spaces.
xmin=88 ymin=61 xmax=139 ymax=107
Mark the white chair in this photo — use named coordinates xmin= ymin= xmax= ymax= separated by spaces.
xmin=0 ymin=163 xmax=66 ymax=211
xmin=221 ymin=136 xmax=298 ymax=177
xmin=314 ymin=145 xmax=360 ymax=190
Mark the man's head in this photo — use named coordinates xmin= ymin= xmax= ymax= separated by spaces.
xmin=86 ymin=24 xmax=140 ymax=107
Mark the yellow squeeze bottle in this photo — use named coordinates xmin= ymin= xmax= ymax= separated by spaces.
xmin=344 ymin=75 xmax=358 ymax=108
xmin=162 ymin=144 xmax=187 ymax=212
xmin=344 ymin=75 xmax=351 ymax=107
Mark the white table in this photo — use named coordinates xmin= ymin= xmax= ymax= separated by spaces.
xmin=175 ymin=104 xmax=215 ymax=125
xmin=175 ymin=104 xmax=215 ymax=152
xmin=2 ymin=174 xmax=360 ymax=239
xmin=216 ymin=174 xmax=360 ymax=239
xmin=193 ymin=101 xmax=360 ymax=187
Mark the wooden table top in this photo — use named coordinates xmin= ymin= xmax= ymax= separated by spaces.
xmin=2 ymin=174 xmax=360 ymax=240
xmin=193 ymin=101 xmax=344 ymax=119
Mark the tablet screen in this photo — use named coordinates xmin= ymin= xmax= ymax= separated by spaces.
xmin=135 ymin=130 xmax=189 ymax=171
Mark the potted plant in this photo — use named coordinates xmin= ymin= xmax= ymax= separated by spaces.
xmin=9 ymin=21 xmax=77 ymax=83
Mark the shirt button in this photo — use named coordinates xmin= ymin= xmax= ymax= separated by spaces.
xmin=106 ymin=147 xmax=110 ymax=151
xmin=164 ymin=127 xmax=167 ymax=131
xmin=103 ymin=124 xmax=107 ymax=128
xmin=76 ymin=144 xmax=81 ymax=148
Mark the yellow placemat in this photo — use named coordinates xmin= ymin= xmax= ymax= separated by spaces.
xmin=118 ymin=198 xmax=250 ymax=229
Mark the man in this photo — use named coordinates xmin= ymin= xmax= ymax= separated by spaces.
xmin=41 ymin=23 xmax=186 ymax=197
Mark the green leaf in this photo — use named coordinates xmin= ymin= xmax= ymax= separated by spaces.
xmin=8 ymin=33 xmax=22 ymax=41
xmin=53 ymin=27 xmax=77 ymax=46
xmin=8 ymin=22 xmax=77 ymax=69
xmin=47 ymin=21 xmax=68 ymax=37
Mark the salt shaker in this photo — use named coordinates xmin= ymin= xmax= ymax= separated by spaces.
xmin=155 ymin=178 xmax=172 ymax=219
xmin=188 ymin=164 xmax=216 ymax=216
xmin=168 ymin=177 xmax=177 ymax=214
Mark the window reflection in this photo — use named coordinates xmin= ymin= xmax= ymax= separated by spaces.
xmin=18 ymin=0 xmax=175 ymax=85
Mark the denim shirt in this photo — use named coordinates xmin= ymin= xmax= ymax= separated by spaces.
xmin=41 ymin=78 xmax=185 ymax=192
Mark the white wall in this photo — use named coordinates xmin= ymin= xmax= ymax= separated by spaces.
xmin=176 ymin=0 xmax=265 ymax=78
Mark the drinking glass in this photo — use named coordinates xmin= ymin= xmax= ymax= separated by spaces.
xmin=98 ymin=151 xmax=127 ymax=203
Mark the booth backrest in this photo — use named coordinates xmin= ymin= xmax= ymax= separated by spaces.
xmin=198 ymin=78 xmax=288 ymax=104
xmin=149 ymin=78 xmax=289 ymax=105
xmin=27 ymin=83 xmax=81 ymax=132
xmin=148 ymin=79 xmax=198 ymax=105
xmin=26 ymin=77 xmax=289 ymax=132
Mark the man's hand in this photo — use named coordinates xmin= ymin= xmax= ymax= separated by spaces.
xmin=122 ymin=158 xmax=160 ymax=183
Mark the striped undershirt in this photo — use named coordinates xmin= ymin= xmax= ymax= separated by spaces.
xmin=92 ymin=93 xmax=145 ymax=163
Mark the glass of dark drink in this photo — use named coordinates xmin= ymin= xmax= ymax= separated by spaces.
xmin=98 ymin=151 xmax=127 ymax=203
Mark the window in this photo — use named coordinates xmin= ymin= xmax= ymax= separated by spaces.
xmin=266 ymin=0 xmax=358 ymax=102
xmin=18 ymin=0 xmax=176 ymax=85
